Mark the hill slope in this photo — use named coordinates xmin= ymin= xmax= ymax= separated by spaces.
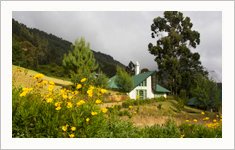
xmin=12 ymin=19 xmax=125 ymax=78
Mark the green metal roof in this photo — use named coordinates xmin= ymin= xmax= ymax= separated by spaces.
xmin=108 ymin=71 xmax=156 ymax=90
xmin=155 ymin=84 xmax=170 ymax=93
xmin=107 ymin=71 xmax=170 ymax=93
xmin=132 ymin=71 xmax=156 ymax=88
xmin=108 ymin=75 xmax=119 ymax=89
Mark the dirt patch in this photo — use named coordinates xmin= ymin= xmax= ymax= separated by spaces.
xmin=131 ymin=115 xmax=172 ymax=127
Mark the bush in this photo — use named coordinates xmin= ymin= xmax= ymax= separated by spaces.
xmin=179 ymin=123 xmax=222 ymax=138
xmin=140 ymin=120 xmax=181 ymax=138
xmin=115 ymin=66 xmax=133 ymax=92
xmin=93 ymin=72 xmax=109 ymax=88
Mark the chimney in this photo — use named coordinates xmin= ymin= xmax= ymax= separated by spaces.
xmin=135 ymin=61 xmax=140 ymax=75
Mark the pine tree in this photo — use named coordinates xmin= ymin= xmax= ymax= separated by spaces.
xmin=62 ymin=37 xmax=98 ymax=84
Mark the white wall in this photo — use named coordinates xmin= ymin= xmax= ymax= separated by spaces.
xmin=129 ymin=76 xmax=154 ymax=99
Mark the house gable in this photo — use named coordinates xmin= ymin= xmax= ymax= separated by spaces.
xmin=132 ymin=71 xmax=156 ymax=90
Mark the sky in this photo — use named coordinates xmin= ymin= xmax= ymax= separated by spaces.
xmin=12 ymin=11 xmax=222 ymax=82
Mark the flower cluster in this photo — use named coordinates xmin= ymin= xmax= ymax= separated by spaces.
xmin=20 ymin=87 xmax=33 ymax=97
xmin=61 ymin=124 xmax=77 ymax=138
xmin=19 ymin=74 xmax=109 ymax=138
xmin=185 ymin=111 xmax=222 ymax=129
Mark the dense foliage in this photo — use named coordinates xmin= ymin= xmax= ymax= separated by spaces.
xmin=148 ymin=11 xmax=221 ymax=111
xmin=62 ymin=38 xmax=99 ymax=85
xmin=12 ymin=19 xmax=125 ymax=78
xmin=125 ymin=61 xmax=136 ymax=75
xmin=148 ymin=11 xmax=208 ymax=96
xmin=115 ymin=67 xmax=134 ymax=92
xmin=190 ymin=74 xmax=221 ymax=111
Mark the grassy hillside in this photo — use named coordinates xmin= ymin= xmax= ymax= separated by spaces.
xmin=13 ymin=65 xmax=72 ymax=88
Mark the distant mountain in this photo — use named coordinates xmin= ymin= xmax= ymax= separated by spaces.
xmin=12 ymin=19 xmax=125 ymax=77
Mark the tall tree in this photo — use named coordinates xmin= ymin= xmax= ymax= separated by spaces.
xmin=62 ymin=38 xmax=98 ymax=84
xmin=148 ymin=11 xmax=208 ymax=95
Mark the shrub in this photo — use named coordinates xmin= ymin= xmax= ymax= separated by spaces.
xmin=115 ymin=66 xmax=133 ymax=92
xmin=93 ymin=72 xmax=109 ymax=88
xmin=179 ymin=123 xmax=222 ymax=138
xmin=140 ymin=120 xmax=181 ymax=138
xmin=12 ymin=74 xmax=109 ymax=138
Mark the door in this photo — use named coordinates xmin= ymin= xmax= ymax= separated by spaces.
xmin=136 ymin=89 xmax=147 ymax=99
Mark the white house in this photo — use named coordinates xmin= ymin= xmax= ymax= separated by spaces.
xmin=108 ymin=62 xmax=170 ymax=100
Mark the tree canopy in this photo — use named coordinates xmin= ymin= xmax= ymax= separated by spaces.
xmin=115 ymin=66 xmax=134 ymax=92
xmin=148 ymin=11 xmax=208 ymax=96
xmin=62 ymin=38 xmax=98 ymax=84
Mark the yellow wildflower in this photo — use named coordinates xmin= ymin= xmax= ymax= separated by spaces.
xmin=19 ymin=87 xmax=33 ymax=97
xmin=95 ymin=99 xmax=102 ymax=104
xmin=213 ymin=119 xmax=217 ymax=123
xmin=80 ymin=78 xmax=87 ymax=82
xmin=203 ymin=117 xmax=210 ymax=121
xmin=91 ymin=111 xmax=98 ymax=116
xmin=20 ymin=91 xmax=27 ymax=97
xmin=46 ymin=98 xmax=53 ymax=103
xmin=68 ymin=95 xmax=73 ymax=100
xmin=71 ymin=126 xmax=76 ymax=131
xmin=55 ymin=102 xmax=61 ymax=107
xmin=87 ymin=89 xmax=93 ymax=97
xmin=56 ymin=106 xmax=61 ymax=110
xmin=60 ymin=89 xmax=66 ymax=94
xmin=62 ymin=94 xmax=68 ymax=99
xmin=42 ymin=80 xmax=48 ymax=85
xmin=33 ymin=73 xmax=44 ymax=79
xmin=67 ymin=102 xmax=73 ymax=108
xmin=89 ymin=85 xmax=95 ymax=90
xmin=48 ymin=85 xmax=54 ymax=92
xmin=201 ymin=112 xmax=205 ymax=115
xmin=129 ymin=106 xmax=133 ymax=109
xmin=193 ymin=119 xmax=198 ymax=122
xmin=69 ymin=133 xmax=75 ymax=138
xmin=74 ymin=91 xmax=78 ymax=95
xmin=216 ymin=115 xmax=219 ymax=118
xmin=76 ymin=100 xmax=85 ymax=106
xmin=62 ymin=124 xmax=68 ymax=131
xmin=100 ymin=89 xmax=107 ymax=94
xmin=76 ymin=84 xmax=82 ymax=89
xmin=101 ymin=108 xmax=108 ymax=113
xmin=86 ymin=118 xmax=90 ymax=122
xmin=185 ymin=120 xmax=190 ymax=123
xmin=49 ymin=81 xmax=55 ymax=85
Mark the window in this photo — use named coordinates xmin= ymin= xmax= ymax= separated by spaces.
xmin=139 ymin=79 xmax=147 ymax=86
xmin=136 ymin=89 xmax=147 ymax=99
